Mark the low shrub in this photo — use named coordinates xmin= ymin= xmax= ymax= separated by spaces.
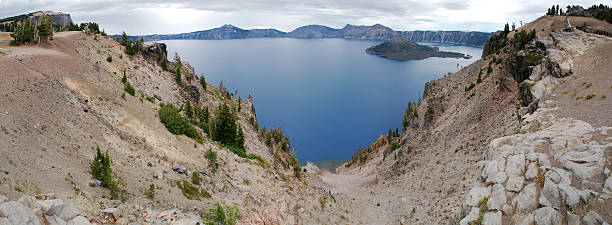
xmin=176 ymin=179 xmax=210 ymax=200
xmin=192 ymin=172 xmax=201 ymax=185
xmin=204 ymin=148 xmax=217 ymax=165
xmin=124 ymin=82 xmax=135 ymax=96
xmin=246 ymin=153 xmax=267 ymax=168
xmin=584 ymin=93 xmax=597 ymax=100
xmin=106 ymin=55 xmax=112 ymax=62
xmin=465 ymin=83 xmax=475 ymax=92
xmin=204 ymin=202 xmax=241 ymax=225
xmin=90 ymin=145 xmax=122 ymax=199
xmin=159 ymin=103 xmax=202 ymax=141
xmin=145 ymin=183 xmax=155 ymax=199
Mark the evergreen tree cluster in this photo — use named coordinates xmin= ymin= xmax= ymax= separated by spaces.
xmin=89 ymin=145 xmax=122 ymax=199
xmin=547 ymin=4 xmax=565 ymax=15
xmin=402 ymin=101 xmax=419 ymax=129
xmin=158 ymin=103 xmax=202 ymax=141
xmin=513 ymin=29 xmax=537 ymax=50
xmin=260 ymin=126 xmax=290 ymax=152
xmin=120 ymin=31 xmax=143 ymax=55
xmin=182 ymin=101 xmax=210 ymax=136
xmin=586 ymin=4 xmax=612 ymax=23
xmin=213 ymin=103 xmax=245 ymax=154
xmin=9 ymin=15 xmax=53 ymax=45
xmin=121 ymin=71 xmax=136 ymax=96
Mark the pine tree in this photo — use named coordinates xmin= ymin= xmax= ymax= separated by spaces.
xmin=120 ymin=31 xmax=129 ymax=46
xmin=199 ymin=75 xmax=206 ymax=90
xmin=185 ymin=101 xmax=193 ymax=119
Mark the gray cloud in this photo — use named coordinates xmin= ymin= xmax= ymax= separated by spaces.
xmin=0 ymin=0 xmax=604 ymax=35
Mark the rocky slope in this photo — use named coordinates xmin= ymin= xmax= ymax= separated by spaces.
xmin=324 ymin=15 xmax=611 ymax=224
xmin=128 ymin=24 xmax=493 ymax=46
xmin=0 ymin=31 xmax=347 ymax=224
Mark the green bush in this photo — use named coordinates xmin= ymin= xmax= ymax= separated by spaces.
xmin=213 ymin=103 xmax=244 ymax=150
xmin=107 ymin=55 xmax=112 ymax=63
xmin=289 ymin=151 xmax=301 ymax=179
xmin=204 ymin=148 xmax=217 ymax=165
xmin=192 ymin=172 xmax=201 ymax=185
xmin=200 ymin=75 xmax=206 ymax=90
xmin=90 ymin=145 xmax=121 ymax=199
xmin=159 ymin=103 xmax=202 ymax=140
xmin=176 ymin=179 xmax=210 ymax=200
xmin=465 ymin=83 xmax=475 ymax=92
xmin=390 ymin=142 xmax=399 ymax=152
xmin=124 ymin=82 xmax=135 ymax=96
xmin=205 ymin=203 xmax=241 ymax=225
xmin=246 ymin=153 xmax=267 ymax=168
xmin=145 ymin=183 xmax=155 ymax=199
xmin=520 ymin=53 xmax=543 ymax=74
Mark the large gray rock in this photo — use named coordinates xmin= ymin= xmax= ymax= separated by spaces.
xmin=539 ymin=178 xmax=561 ymax=208
xmin=172 ymin=163 xmax=187 ymax=174
xmin=531 ymin=75 xmax=558 ymax=100
xmin=101 ymin=208 xmax=120 ymax=220
xmin=518 ymin=213 xmax=534 ymax=225
xmin=505 ymin=154 xmax=526 ymax=177
xmin=506 ymin=175 xmax=525 ymax=192
xmin=534 ymin=207 xmax=562 ymax=225
xmin=582 ymin=211 xmax=607 ymax=225
xmin=559 ymin=148 xmax=605 ymax=179
xmin=487 ymin=184 xmax=506 ymax=210
xmin=604 ymin=176 xmax=612 ymax=198
xmin=46 ymin=215 xmax=66 ymax=225
xmin=467 ymin=186 xmax=492 ymax=206
xmin=39 ymin=199 xmax=80 ymax=221
xmin=67 ymin=216 xmax=91 ymax=225
xmin=512 ymin=183 xmax=537 ymax=211
xmin=567 ymin=211 xmax=581 ymax=225
xmin=482 ymin=211 xmax=501 ymax=225
xmin=459 ymin=207 xmax=480 ymax=225
xmin=558 ymin=183 xmax=581 ymax=209
xmin=0 ymin=201 xmax=39 ymax=225
xmin=525 ymin=162 xmax=538 ymax=181
xmin=0 ymin=218 xmax=11 ymax=225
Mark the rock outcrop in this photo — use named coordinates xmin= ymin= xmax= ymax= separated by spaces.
xmin=514 ymin=27 xmax=611 ymax=119
xmin=30 ymin=11 xmax=73 ymax=27
xmin=0 ymin=194 xmax=90 ymax=225
xmin=460 ymin=99 xmax=611 ymax=225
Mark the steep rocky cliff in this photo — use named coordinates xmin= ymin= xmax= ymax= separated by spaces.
xmin=401 ymin=30 xmax=492 ymax=47
xmin=30 ymin=11 xmax=73 ymax=27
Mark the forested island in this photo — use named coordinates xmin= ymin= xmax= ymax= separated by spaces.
xmin=366 ymin=37 xmax=471 ymax=60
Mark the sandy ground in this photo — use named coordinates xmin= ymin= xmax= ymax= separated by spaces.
xmin=546 ymin=41 xmax=612 ymax=127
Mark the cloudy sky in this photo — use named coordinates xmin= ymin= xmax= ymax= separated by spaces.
xmin=0 ymin=0 xmax=605 ymax=35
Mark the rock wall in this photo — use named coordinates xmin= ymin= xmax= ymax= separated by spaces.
xmin=460 ymin=113 xmax=611 ymax=225
xmin=30 ymin=11 xmax=73 ymax=27
xmin=401 ymin=30 xmax=492 ymax=47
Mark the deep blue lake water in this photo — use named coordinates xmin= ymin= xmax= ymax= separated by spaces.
xmin=158 ymin=38 xmax=482 ymax=163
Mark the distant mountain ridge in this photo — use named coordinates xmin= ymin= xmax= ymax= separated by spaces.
xmin=122 ymin=24 xmax=493 ymax=47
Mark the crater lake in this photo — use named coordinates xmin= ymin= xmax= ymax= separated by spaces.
xmin=159 ymin=38 xmax=482 ymax=163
